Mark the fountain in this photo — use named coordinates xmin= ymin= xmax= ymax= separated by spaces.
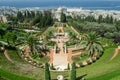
xmin=57 ymin=75 xmax=64 ymax=80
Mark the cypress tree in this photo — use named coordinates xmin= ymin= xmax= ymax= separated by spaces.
xmin=115 ymin=20 xmax=120 ymax=32
xmin=98 ymin=15 xmax=103 ymax=23
xmin=45 ymin=63 xmax=51 ymax=80
xmin=17 ymin=11 xmax=24 ymax=22
xmin=110 ymin=16 xmax=113 ymax=24
xmin=70 ymin=62 xmax=76 ymax=80
xmin=61 ymin=12 xmax=66 ymax=23
xmin=67 ymin=63 xmax=70 ymax=70
xmin=105 ymin=15 xmax=109 ymax=23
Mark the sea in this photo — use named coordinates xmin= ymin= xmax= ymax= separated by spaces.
xmin=0 ymin=0 xmax=120 ymax=10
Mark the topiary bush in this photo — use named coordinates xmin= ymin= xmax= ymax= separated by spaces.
xmin=79 ymin=62 xmax=84 ymax=67
xmin=92 ymin=58 xmax=96 ymax=63
xmin=86 ymin=60 xmax=92 ymax=65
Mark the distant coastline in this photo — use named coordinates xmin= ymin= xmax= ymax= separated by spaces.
xmin=0 ymin=6 xmax=120 ymax=11
xmin=0 ymin=0 xmax=120 ymax=10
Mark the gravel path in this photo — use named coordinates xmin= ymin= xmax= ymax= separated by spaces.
xmin=110 ymin=48 xmax=119 ymax=60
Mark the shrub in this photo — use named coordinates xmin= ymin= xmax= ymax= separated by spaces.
xmin=96 ymin=55 xmax=100 ymax=60
xmin=32 ymin=61 xmax=37 ymax=65
xmin=24 ymin=57 xmax=29 ymax=61
xmin=86 ymin=60 xmax=92 ymax=65
xmin=79 ymin=62 xmax=84 ymax=67
xmin=37 ymin=63 xmax=42 ymax=67
xmin=99 ymin=52 xmax=104 ymax=57
xmin=92 ymin=58 xmax=96 ymax=62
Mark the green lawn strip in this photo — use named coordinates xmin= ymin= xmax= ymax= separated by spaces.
xmin=7 ymin=49 xmax=24 ymax=63
xmin=76 ymin=48 xmax=119 ymax=79
xmin=51 ymin=71 xmax=70 ymax=79
xmin=87 ymin=68 xmax=120 ymax=80
xmin=0 ymin=51 xmax=14 ymax=67
xmin=0 ymin=69 xmax=34 ymax=80
xmin=110 ymin=75 xmax=120 ymax=80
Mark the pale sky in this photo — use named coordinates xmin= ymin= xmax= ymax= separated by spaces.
xmin=0 ymin=0 xmax=120 ymax=1
xmin=0 ymin=0 xmax=120 ymax=2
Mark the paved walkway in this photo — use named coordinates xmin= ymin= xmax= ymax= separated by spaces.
xmin=3 ymin=50 xmax=14 ymax=63
xmin=48 ymin=50 xmax=54 ymax=64
xmin=110 ymin=48 xmax=119 ymax=60
xmin=52 ymin=36 xmax=68 ymax=70
xmin=67 ymin=50 xmax=73 ymax=64
xmin=53 ymin=54 xmax=68 ymax=70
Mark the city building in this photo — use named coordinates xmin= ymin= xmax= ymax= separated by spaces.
xmin=0 ymin=15 xmax=8 ymax=23
xmin=54 ymin=7 xmax=64 ymax=21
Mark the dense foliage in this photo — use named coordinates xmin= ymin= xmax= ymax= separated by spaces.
xmin=7 ymin=11 xmax=53 ymax=30
xmin=68 ymin=16 xmax=120 ymax=43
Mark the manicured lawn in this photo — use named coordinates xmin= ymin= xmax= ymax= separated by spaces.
xmin=111 ymin=75 xmax=120 ymax=80
xmin=0 ymin=50 xmax=45 ymax=80
xmin=88 ymin=68 xmax=120 ymax=80
xmin=0 ymin=69 xmax=34 ymax=80
xmin=7 ymin=49 xmax=24 ymax=63
xmin=76 ymin=47 xmax=120 ymax=80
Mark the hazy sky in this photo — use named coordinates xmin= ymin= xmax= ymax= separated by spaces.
xmin=0 ymin=0 xmax=120 ymax=2
xmin=0 ymin=0 xmax=120 ymax=1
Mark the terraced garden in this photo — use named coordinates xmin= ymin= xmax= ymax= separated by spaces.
xmin=0 ymin=16 xmax=120 ymax=80
xmin=0 ymin=43 xmax=120 ymax=80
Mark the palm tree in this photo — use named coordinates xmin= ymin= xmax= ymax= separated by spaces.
xmin=80 ymin=32 xmax=103 ymax=57
xmin=17 ymin=33 xmax=38 ymax=54
xmin=69 ymin=32 xmax=80 ymax=44
xmin=17 ymin=33 xmax=48 ymax=56
xmin=4 ymin=31 xmax=17 ymax=47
